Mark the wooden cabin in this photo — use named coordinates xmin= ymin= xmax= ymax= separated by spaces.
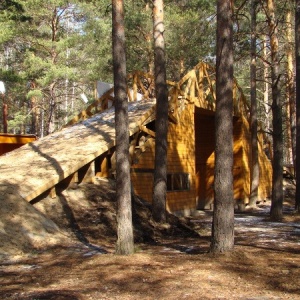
xmin=0 ymin=133 xmax=36 ymax=156
xmin=128 ymin=102 xmax=272 ymax=215
xmin=63 ymin=62 xmax=273 ymax=215
xmin=88 ymin=100 xmax=272 ymax=215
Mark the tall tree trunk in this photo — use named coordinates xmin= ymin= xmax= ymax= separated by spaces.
xmin=263 ymin=37 xmax=270 ymax=133
xmin=47 ymin=83 xmax=56 ymax=135
xmin=210 ymin=0 xmax=234 ymax=253
xmin=2 ymin=102 xmax=8 ymax=133
xmin=249 ymin=0 xmax=259 ymax=207
xmin=40 ymin=97 xmax=45 ymax=138
xmin=286 ymin=4 xmax=296 ymax=173
xmin=266 ymin=0 xmax=284 ymax=221
xmin=295 ymin=0 xmax=300 ymax=212
xmin=29 ymin=81 xmax=41 ymax=136
xmin=112 ymin=0 xmax=134 ymax=254
xmin=152 ymin=0 xmax=168 ymax=223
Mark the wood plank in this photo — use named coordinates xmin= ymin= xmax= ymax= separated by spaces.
xmin=139 ymin=125 xmax=156 ymax=138
xmin=0 ymin=134 xmax=36 ymax=144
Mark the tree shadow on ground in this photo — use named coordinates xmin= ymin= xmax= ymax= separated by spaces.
xmin=57 ymin=192 xmax=107 ymax=254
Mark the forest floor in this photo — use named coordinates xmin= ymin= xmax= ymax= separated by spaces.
xmin=0 ymin=178 xmax=299 ymax=300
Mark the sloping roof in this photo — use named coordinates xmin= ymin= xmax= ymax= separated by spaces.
xmin=0 ymin=99 xmax=156 ymax=202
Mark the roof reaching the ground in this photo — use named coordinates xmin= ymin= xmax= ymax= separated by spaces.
xmin=0 ymin=99 xmax=156 ymax=203
xmin=0 ymin=61 xmax=257 ymax=218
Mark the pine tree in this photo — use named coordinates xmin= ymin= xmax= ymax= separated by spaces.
xmin=295 ymin=0 xmax=300 ymax=213
xmin=210 ymin=0 xmax=235 ymax=253
xmin=152 ymin=0 xmax=168 ymax=223
xmin=112 ymin=0 xmax=134 ymax=255
xmin=265 ymin=0 xmax=284 ymax=221
xmin=249 ymin=0 xmax=259 ymax=207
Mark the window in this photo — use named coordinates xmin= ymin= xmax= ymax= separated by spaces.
xmin=167 ymin=173 xmax=190 ymax=191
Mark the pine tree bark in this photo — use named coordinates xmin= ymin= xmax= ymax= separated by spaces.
xmin=249 ymin=0 xmax=259 ymax=207
xmin=263 ymin=37 xmax=270 ymax=133
xmin=286 ymin=4 xmax=296 ymax=173
xmin=152 ymin=0 xmax=168 ymax=223
xmin=266 ymin=0 xmax=284 ymax=221
xmin=210 ymin=0 xmax=235 ymax=253
xmin=112 ymin=0 xmax=134 ymax=254
xmin=295 ymin=0 xmax=300 ymax=212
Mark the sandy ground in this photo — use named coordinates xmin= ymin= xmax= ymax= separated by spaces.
xmin=0 ymin=178 xmax=299 ymax=300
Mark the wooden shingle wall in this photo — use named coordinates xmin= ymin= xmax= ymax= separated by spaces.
xmin=195 ymin=109 xmax=272 ymax=210
xmin=195 ymin=110 xmax=215 ymax=209
xmin=131 ymin=103 xmax=197 ymax=214
xmin=131 ymin=137 xmax=155 ymax=203
xmin=194 ymin=112 xmax=247 ymax=208
xmin=240 ymin=116 xmax=272 ymax=202
xmin=166 ymin=103 xmax=196 ymax=214
xmin=257 ymin=140 xmax=273 ymax=200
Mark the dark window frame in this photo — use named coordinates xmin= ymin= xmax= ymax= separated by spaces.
xmin=167 ymin=173 xmax=190 ymax=192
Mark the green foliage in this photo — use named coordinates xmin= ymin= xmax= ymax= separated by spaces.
xmin=26 ymin=89 xmax=43 ymax=100
xmin=0 ymin=0 xmax=114 ymax=134
xmin=8 ymin=111 xmax=27 ymax=133
xmin=124 ymin=1 xmax=153 ymax=73
xmin=164 ymin=1 xmax=216 ymax=79
xmin=0 ymin=0 xmax=291 ymax=138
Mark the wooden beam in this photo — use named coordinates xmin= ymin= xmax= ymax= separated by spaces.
xmin=78 ymin=161 xmax=95 ymax=183
xmin=0 ymin=134 xmax=36 ymax=144
xmin=139 ymin=125 xmax=156 ymax=138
